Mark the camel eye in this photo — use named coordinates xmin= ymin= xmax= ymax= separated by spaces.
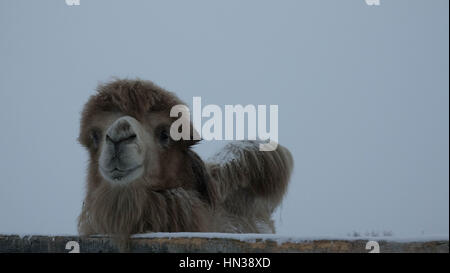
xmin=90 ymin=129 xmax=101 ymax=149
xmin=158 ymin=129 xmax=170 ymax=146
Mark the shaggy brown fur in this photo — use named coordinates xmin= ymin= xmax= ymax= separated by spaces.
xmin=78 ymin=79 xmax=293 ymax=251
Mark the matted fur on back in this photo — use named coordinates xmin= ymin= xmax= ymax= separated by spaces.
xmin=207 ymin=141 xmax=293 ymax=233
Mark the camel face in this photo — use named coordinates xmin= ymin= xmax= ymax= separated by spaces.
xmin=78 ymin=80 xmax=195 ymax=190
xmin=92 ymin=111 xmax=176 ymax=186
xmin=98 ymin=116 xmax=146 ymax=185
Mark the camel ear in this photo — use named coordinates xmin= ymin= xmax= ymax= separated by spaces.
xmin=176 ymin=121 xmax=202 ymax=147
xmin=187 ymin=150 xmax=218 ymax=208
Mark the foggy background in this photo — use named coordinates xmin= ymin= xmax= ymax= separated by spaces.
xmin=0 ymin=0 xmax=448 ymax=237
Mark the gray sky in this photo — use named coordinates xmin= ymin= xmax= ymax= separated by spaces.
xmin=0 ymin=0 xmax=448 ymax=237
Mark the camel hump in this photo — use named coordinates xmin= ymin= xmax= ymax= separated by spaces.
xmin=207 ymin=140 xmax=293 ymax=213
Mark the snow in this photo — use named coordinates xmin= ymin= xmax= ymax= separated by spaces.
xmin=131 ymin=232 xmax=449 ymax=245
xmin=208 ymin=140 xmax=261 ymax=164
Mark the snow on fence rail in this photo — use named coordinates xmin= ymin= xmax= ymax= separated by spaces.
xmin=0 ymin=233 xmax=448 ymax=253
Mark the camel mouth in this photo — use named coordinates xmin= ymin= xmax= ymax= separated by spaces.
xmin=100 ymin=164 xmax=143 ymax=184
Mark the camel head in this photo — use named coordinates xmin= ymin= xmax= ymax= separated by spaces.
xmin=78 ymin=79 xmax=199 ymax=189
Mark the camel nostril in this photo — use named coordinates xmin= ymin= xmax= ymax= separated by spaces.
xmin=116 ymin=134 xmax=137 ymax=144
xmin=105 ymin=116 xmax=140 ymax=147
xmin=106 ymin=133 xmax=137 ymax=145
xmin=123 ymin=134 xmax=137 ymax=142
xmin=106 ymin=134 xmax=114 ymax=143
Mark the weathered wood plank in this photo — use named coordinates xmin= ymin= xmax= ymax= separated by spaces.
xmin=0 ymin=235 xmax=448 ymax=253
